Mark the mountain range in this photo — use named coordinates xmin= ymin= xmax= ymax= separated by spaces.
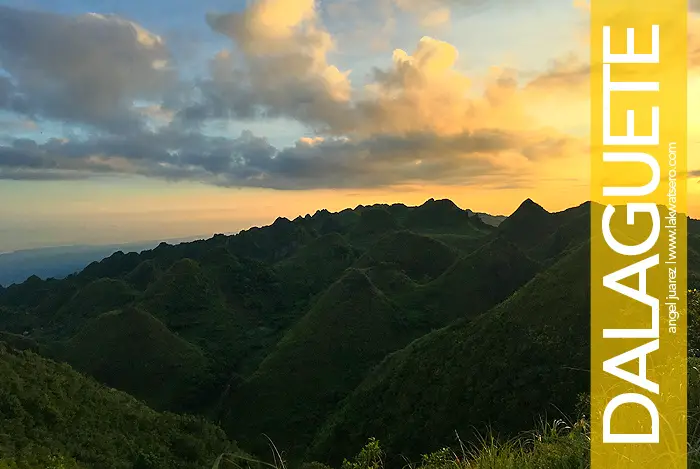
xmin=0 ymin=236 xmax=209 ymax=287
xmin=0 ymin=197 xmax=698 ymax=468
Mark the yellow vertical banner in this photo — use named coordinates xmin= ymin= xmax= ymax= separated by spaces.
xmin=591 ymin=1 xmax=687 ymax=468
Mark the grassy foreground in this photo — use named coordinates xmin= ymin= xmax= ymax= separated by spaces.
xmin=216 ymin=419 xmax=590 ymax=469
xmin=220 ymin=411 xmax=700 ymax=469
xmin=1 ymin=419 xmax=592 ymax=469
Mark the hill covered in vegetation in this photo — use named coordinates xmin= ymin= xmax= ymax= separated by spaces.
xmin=309 ymin=243 xmax=590 ymax=463
xmin=0 ymin=343 xmax=235 ymax=469
xmin=0 ymin=198 xmax=698 ymax=467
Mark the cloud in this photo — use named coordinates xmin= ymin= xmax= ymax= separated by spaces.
xmin=194 ymin=0 xmax=351 ymax=128
xmin=0 ymin=117 xmax=36 ymax=133
xmin=347 ymin=39 xmax=553 ymax=137
xmin=0 ymin=6 xmax=175 ymax=133
xmin=0 ymin=1 xmax=587 ymax=192
xmin=351 ymin=36 xmax=472 ymax=135
xmin=394 ymin=0 xmax=507 ymax=23
xmin=393 ymin=0 xmax=452 ymax=27
xmin=0 ymin=76 xmax=28 ymax=114
xmin=170 ymin=0 xmax=584 ymax=151
xmin=190 ymin=25 xmax=543 ymax=139
xmin=525 ymin=53 xmax=589 ymax=94
xmin=691 ymin=16 xmax=700 ymax=69
xmin=195 ymin=2 xmax=536 ymax=136
xmin=324 ymin=0 xmax=397 ymax=53
xmin=0 ymin=123 xmax=583 ymax=189
xmin=206 ymin=0 xmax=322 ymax=56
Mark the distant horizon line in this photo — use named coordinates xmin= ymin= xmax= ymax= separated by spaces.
xmin=5 ymin=196 xmax=694 ymax=254
xmin=0 ymin=196 xmax=578 ymax=254
xmin=0 ymin=234 xmax=218 ymax=256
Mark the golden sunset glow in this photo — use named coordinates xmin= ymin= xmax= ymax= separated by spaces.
xmin=0 ymin=0 xmax=697 ymax=251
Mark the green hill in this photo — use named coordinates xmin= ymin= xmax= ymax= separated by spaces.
xmin=228 ymin=216 xmax=315 ymax=263
xmin=140 ymin=258 xmax=225 ymax=332
xmin=125 ymin=259 xmax=162 ymax=291
xmin=47 ymin=278 xmax=137 ymax=338
xmin=497 ymin=199 xmax=590 ymax=263
xmin=351 ymin=207 xmax=402 ymax=238
xmin=402 ymin=237 xmax=541 ymax=326
xmin=404 ymin=199 xmax=490 ymax=235
xmin=528 ymin=202 xmax=590 ymax=262
xmin=0 ymin=331 xmax=39 ymax=352
xmin=136 ymin=257 xmax=273 ymax=391
xmin=0 ymin=343 xmax=235 ymax=469
xmin=497 ymin=198 xmax=555 ymax=252
xmin=222 ymin=269 xmax=419 ymax=458
xmin=363 ymin=265 xmax=418 ymax=297
xmin=0 ymin=275 xmax=64 ymax=310
xmin=276 ymin=232 xmax=361 ymax=299
xmin=310 ymin=243 xmax=590 ymax=464
xmin=300 ymin=208 xmax=360 ymax=237
xmin=354 ymin=231 xmax=458 ymax=282
xmin=53 ymin=307 xmax=212 ymax=412
xmin=137 ymin=258 xmax=245 ymax=369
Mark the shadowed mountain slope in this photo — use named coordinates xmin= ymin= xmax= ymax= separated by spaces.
xmin=310 ymin=243 xmax=590 ymax=464
xmin=404 ymin=199 xmax=483 ymax=232
xmin=53 ymin=307 xmax=212 ymax=412
xmin=497 ymin=199 xmax=590 ymax=262
xmin=402 ymin=237 xmax=541 ymax=326
xmin=354 ymin=231 xmax=458 ymax=282
xmin=275 ymin=232 xmax=361 ymax=299
xmin=222 ymin=236 xmax=542 ymax=458
xmin=0 ymin=343 xmax=234 ymax=469
xmin=222 ymin=269 xmax=419 ymax=457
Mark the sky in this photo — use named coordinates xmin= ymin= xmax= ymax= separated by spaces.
xmin=0 ymin=0 xmax=698 ymax=251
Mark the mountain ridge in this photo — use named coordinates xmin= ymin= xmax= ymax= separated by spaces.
xmin=0 ymin=197 xmax=698 ymax=467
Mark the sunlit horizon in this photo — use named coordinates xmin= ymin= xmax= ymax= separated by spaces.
xmin=1 ymin=0 xmax=698 ymax=252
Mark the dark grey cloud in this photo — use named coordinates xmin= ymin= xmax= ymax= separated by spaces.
xmin=167 ymin=59 xmax=260 ymax=127
xmin=0 ymin=168 xmax=93 ymax=181
xmin=0 ymin=6 xmax=175 ymax=133
xmin=0 ymin=127 xmax=557 ymax=189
